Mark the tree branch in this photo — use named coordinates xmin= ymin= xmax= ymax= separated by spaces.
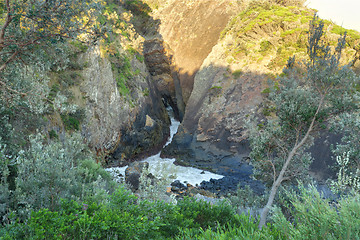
xmin=0 ymin=0 xmax=13 ymax=52
xmin=0 ymin=79 xmax=27 ymax=97
xmin=0 ymin=50 xmax=20 ymax=72
xmin=259 ymin=95 xmax=325 ymax=229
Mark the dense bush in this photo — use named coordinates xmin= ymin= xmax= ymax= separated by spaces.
xmin=272 ymin=183 xmax=360 ymax=240
xmin=0 ymin=144 xmax=12 ymax=223
xmin=0 ymin=187 xmax=247 ymax=239
xmin=178 ymin=197 xmax=239 ymax=230
xmin=3 ymin=183 xmax=359 ymax=239
xmin=177 ymin=221 xmax=283 ymax=240
xmin=1 ymin=191 xmax=162 ymax=239
xmin=15 ymin=134 xmax=115 ymax=214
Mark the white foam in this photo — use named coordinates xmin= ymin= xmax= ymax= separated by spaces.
xmin=106 ymin=116 xmax=224 ymax=186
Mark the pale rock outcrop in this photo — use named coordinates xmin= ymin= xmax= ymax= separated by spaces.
xmin=79 ymin=44 xmax=169 ymax=166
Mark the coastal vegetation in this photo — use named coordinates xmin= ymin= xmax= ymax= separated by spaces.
xmin=1 ymin=0 xmax=360 ymax=239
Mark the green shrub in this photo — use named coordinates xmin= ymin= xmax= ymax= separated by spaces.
xmin=272 ymin=183 xmax=360 ymax=240
xmin=228 ymin=185 xmax=267 ymax=212
xmin=209 ymin=86 xmax=222 ymax=90
xmin=124 ymin=0 xmax=152 ymax=17
xmin=61 ymin=114 xmax=80 ymax=130
xmin=0 ymin=144 xmax=11 ymax=223
xmin=2 ymin=195 xmax=162 ymax=240
xmin=47 ymin=84 xmax=60 ymax=102
xmin=69 ymin=40 xmax=89 ymax=53
xmin=48 ymin=130 xmax=58 ymax=140
xmin=3 ymin=189 xmax=269 ymax=240
xmin=176 ymin=214 xmax=283 ymax=240
xmin=260 ymin=40 xmax=272 ymax=53
xmin=232 ymin=69 xmax=243 ymax=79
xmin=15 ymin=134 xmax=114 ymax=213
xmin=67 ymin=60 xmax=85 ymax=70
xmin=59 ymin=71 xmax=82 ymax=87
xmin=61 ymin=108 xmax=85 ymax=131
xmin=178 ymin=197 xmax=239 ymax=230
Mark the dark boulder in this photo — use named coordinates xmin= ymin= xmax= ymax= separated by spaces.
xmin=125 ymin=162 xmax=149 ymax=191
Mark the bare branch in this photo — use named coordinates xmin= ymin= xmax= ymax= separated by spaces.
xmin=0 ymin=50 xmax=20 ymax=72
xmin=0 ymin=79 xmax=27 ymax=97
xmin=0 ymin=0 xmax=13 ymax=51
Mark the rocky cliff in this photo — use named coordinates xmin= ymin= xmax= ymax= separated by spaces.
xmin=47 ymin=4 xmax=171 ymax=166
xmin=79 ymin=44 xmax=169 ymax=166
xmin=146 ymin=0 xmax=241 ymax=103
xmin=154 ymin=1 xmax=360 ymax=181
xmin=54 ymin=0 xmax=360 ymax=180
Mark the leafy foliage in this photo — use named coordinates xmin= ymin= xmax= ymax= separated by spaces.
xmin=331 ymin=112 xmax=360 ymax=186
xmin=272 ymin=183 xmax=360 ymax=240
xmin=0 ymin=143 xmax=13 ymax=223
xmin=0 ymin=0 xmax=101 ymax=101
xmin=248 ymin=15 xmax=359 ymax=228
xmin=330 ymin=152 xmax=360 ymax=193
xmin=1 ymin=187 xmax=245 ymax=239
xmin=176 ymin=215 xmax=283 ymax=240
xmin=15 ymin=134 xmax=114 ymax=213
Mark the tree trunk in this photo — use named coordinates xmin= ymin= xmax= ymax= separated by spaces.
xmin=258 ymin=146 xmax=297 ymax=229
xmin=258 ymin=97 xmax=324 ymax=229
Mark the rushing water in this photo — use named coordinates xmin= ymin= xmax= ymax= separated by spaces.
xmin=106 ymin=116 xmax=224 ymax=186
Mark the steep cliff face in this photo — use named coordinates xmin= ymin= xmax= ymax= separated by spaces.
xmin=147 ymin=0 xmax=240 ymax=103
xmin=70 ymin=5 xmax=171 ymax=166
xmin=161 ymin=2 xmax=360 ymax=179
xmin=70 ymin=0 xmax=359 ymax=174
xmin=143 ymin=39 xmax=185 ymax=120
xmin=79 ymin=44 xmax=169 ymax=166
xmin=162 ymin=31 xmax=267 ymax=173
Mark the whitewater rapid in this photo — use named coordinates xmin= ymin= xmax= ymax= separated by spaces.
xmin=106 ymin=116 xmax=224 ymax=186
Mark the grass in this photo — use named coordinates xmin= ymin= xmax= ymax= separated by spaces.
xmin=232 ymin=69 xmax=243 ymax=78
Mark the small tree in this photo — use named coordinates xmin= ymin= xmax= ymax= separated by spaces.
xmin=248 ymin=15 xmax=359 ymax=229
xmin=0 ymin=0 xmax=101 ymax=97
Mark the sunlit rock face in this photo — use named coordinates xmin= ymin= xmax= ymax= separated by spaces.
xmin=79 ymin=44 xmax=170 ymax=166
xmin=162 ymin=38 xmax=267 ymax=177
xmin=149 ymin=0 xmax=238 ymax=104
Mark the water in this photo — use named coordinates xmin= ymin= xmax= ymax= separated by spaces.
xmin=106 ymin=116 xmax=224 ymax=186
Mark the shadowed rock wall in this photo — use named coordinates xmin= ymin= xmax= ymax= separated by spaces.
xmin=153 ymin=0 xmax=238 ymax=103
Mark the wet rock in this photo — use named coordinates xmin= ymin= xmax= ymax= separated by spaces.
xmin=111 ymin=101 xmax=170 ymax=165
xmin=200 ymin=175 xmax=265 ymax=196
xmin=193 ymin=194 xmax=224 ymax=205
xmin=125 ymin=162 xmax=149 ymax=191
xmin=171 ymin=180 xmax=187 ymax=189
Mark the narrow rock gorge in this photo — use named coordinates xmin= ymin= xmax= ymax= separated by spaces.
xmin=76 ymin=0 xmax=359 ymax=187
xmin=142 ymin=0 xmax=358 ymax=183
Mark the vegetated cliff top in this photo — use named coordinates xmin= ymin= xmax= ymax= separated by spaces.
xmin=220 ymin=1 xmax=360 ymax=74
xmin=142 ymin=0 xmax=359 ymax=75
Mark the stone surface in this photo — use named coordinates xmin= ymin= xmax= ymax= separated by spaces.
xmin=148 ymin=0 xmax=239 ymax=103
xmin=78 ymin=43 xmax=169 ymax=165
xmin=125 ymin=162 xmax=149 ymax=191
xmin=143 ymin=39 xmax=185 ymax=120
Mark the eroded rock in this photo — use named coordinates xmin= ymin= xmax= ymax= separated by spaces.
xmin=125 ymin=162 xmax=149 ymax=191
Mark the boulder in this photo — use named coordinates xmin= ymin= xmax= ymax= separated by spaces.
xmin=125 ymin=162 xmax=149 ymax=191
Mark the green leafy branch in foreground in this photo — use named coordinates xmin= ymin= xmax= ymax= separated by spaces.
xmin=0 ymin=0 xmax=101 ymax=98
xmin=273 ymin=183 xmax=360 ymax=240
xmin=1 ymin=187 xmax=246 ymax=240
xmin=2 ymin=183 xmax=359 ymax=239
